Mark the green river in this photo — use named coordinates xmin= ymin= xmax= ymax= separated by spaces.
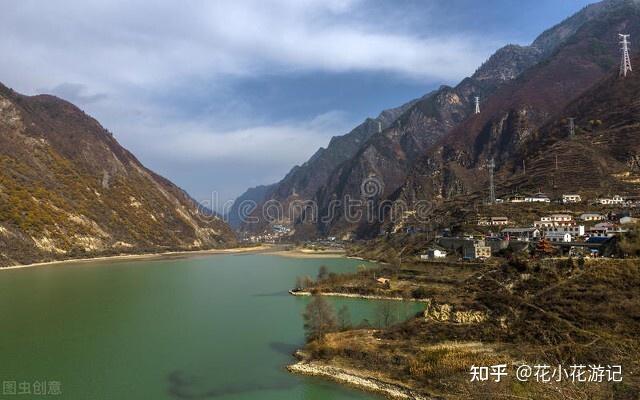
xmin=0 ymin=253 xmax=424 ymax=399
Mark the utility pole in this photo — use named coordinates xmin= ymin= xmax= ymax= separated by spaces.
xmin=475 ymin=96 xmax=480 ymax=114
xmin=620 ymin=34 xmax=632 ymax=77
xmin=488 ymin=158 xmax=496 ymax=205
xmin=568 ymin=117 xmax=575 ymax=138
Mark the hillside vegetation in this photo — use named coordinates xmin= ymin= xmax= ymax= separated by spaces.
xmin=0 ymin=83 xmax=236 ymax=267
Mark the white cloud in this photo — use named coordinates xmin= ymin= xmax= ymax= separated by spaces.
xmin=123 ymin=110 xmax=352 ymax=165
xmin=0 ymin=0 xmax=497 ymax=93
xmin=0 ymin=0 xmax=502 ymax=202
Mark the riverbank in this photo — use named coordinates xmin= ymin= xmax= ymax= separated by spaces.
xmin=268 ymin=248 xmax=347 ymax=259
xmin=289 ymin=290 xmax=429 ymax=302
xmin=288 ymin=358 xmax=428 ymax=400
xmin=289 ymin=258 xmax=640 ymax=399
xmin=0 ymin=245 xmax=273 ymax=271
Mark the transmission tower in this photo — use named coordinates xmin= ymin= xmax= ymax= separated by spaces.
xmin=620 ymin=34 xmax=632 ymax=77
xmin=475 ymin=96 xmax=480 ymax=114
xmin=568 ymin=117 xmax=575 ymax=137
xmin=488 ymin=158 xmax=496 ymax=205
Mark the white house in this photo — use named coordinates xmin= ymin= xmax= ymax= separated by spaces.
xmin=525 ymin=193 xmax=551 ymax=203
xmin=562 ymin=194 xmax=582 ymax=204
xmin=544 ymin=225 xmax=585 ymax=237
xmin=579 ymin=213 xmax=605 ymax=222
xmin=478 ymin=216 xmax=509 ymax=226
xmin=534 ymin=214 xmax=574 ymax=228
xmin=502 ymin=227 xmax=541 ymax=241
xmin=462 ymin=241 xmax=491 ymax=260
xmin=545 ymin=231 xmax=572 ymax=242
xmin=598 ymin=195 xmax=625 ymax=206
xmin=588 ymin=222 xmax=618 ymax=237
xmin=421 ymin=249 xmax=447 ymax=260
xmin=620 ymin=216 xmax=638 ymax=225
xmin=549 ymin=214 xmax=573 ymax=222
xmin=509 ymin=194 xmax=527 ymax=203
xmin=534 ymin=220 xmax=557 ymax=228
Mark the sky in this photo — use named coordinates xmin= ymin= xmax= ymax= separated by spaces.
xmin=0 ymin=0 xmax=595 ymax=209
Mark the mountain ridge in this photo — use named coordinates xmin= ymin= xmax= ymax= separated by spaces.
xmin=0 ymin=83 xmax=237 ymax=266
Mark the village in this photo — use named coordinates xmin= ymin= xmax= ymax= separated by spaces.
xmin=240 ymin=190 xmax=640 ymax=262
xmin=420 ymin=192 xmax=638 ymax=262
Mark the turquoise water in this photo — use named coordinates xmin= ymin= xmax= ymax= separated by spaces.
xmin=0 ymin=253 xmax=423 ymax=399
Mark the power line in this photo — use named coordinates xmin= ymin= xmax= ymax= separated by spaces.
xmin=620 ymin=33 xmax=632 ymax=77
xmin=488 ymin=158 xmax=495 ymax=205
xmin=568 ymin=117 xmax=575 ymax=137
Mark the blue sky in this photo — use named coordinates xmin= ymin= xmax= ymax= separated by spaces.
xmin=0 ymin=0 xmax=594 ymax=208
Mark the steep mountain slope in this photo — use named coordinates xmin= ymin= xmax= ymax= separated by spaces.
xmin=227 ymin=183 xmax=275 ymax=228
xmin=0 ymin=83 xmax=236 ymax=266
xmin=236 ymin=98 xmax=420 ymax=231
xmin=506 ymin=54 xmax=640 ymax=196
xmin=395 ymin=0 xmax=640 ymax=219
xmin=240 ymin=43 xmax=548 ymax=237
xmin=311 ymin=0 xmax=629 ymax=237
xmin=271 ymin=98 xmax=419 ymax=201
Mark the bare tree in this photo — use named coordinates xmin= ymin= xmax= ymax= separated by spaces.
xmin=317 ymin=265 xmax=329 ymax=281
xmin=303 ymin=295 xmax=337 ymax=341
xmin=302 ymin=275 xmax=314 ymax=288
xmin=375 ymin=301 xmax=398 ymax=328
xmin=337 ymin=305 xmax=352 ymax=330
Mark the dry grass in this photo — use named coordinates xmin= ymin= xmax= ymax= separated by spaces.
xmin=302 ymin=258 xmax=640 ymax=399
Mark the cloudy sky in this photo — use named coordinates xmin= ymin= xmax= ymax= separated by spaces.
xmin=0 ymin=0 xmax=593 ymax=208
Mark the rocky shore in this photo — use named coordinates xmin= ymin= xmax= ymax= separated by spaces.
xmin=287 ymin=359 xmax=428 ymax=400
xmin=288 ymin=290 xmax=429 ymax=302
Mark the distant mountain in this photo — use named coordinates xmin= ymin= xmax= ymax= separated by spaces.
xmin=236 ymin=0 xmax=640 ymax=239
xmin=227 ymin=183 xmax=275 ymax=229
xmin=0 ymin=83 xmax=236 ymax=267
xmin=235 ymin=97 xmax=420 ymax=232
xmin=394 ymin=0 xmax=640 ymax=226
xmin=237 ymin=36 xmax=549 ymax=237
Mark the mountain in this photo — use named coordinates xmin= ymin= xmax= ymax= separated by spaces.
xmin=235 ymin=0 xmax=640 ymax=240
xmin=238 ymin=40 xmax=550 ymax=237
xmin=0 ymin=83 xmax=236 ymax=267
xmin=227 ymin=183 xmax=275 ymax=229
xmin=236 ymin=97 xmax=420 ymax=233
xmin=505 ymin=53 xmax=640 ymax=196
xmin=304 ymin=0 xmax=629 ymax=237
xmin=393 ymin=0 xmax=640 ymax=225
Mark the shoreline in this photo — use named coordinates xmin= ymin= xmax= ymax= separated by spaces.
xmin=0 ymin=245 xmax=275 ymax=271
xmin=267 ymin=248 xmax=347 ymax=259
xmin=289 ymin=290 xmax=428 ymax=302
xmin=287 ymin=361 xmax=428 ymax=400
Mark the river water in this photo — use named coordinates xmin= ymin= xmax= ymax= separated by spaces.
xmin=0 ymin=253 xmax=423 ymax=399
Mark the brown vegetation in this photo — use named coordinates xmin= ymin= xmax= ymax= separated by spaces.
xmin=298 ymin=258 xmax=640 ymax=399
